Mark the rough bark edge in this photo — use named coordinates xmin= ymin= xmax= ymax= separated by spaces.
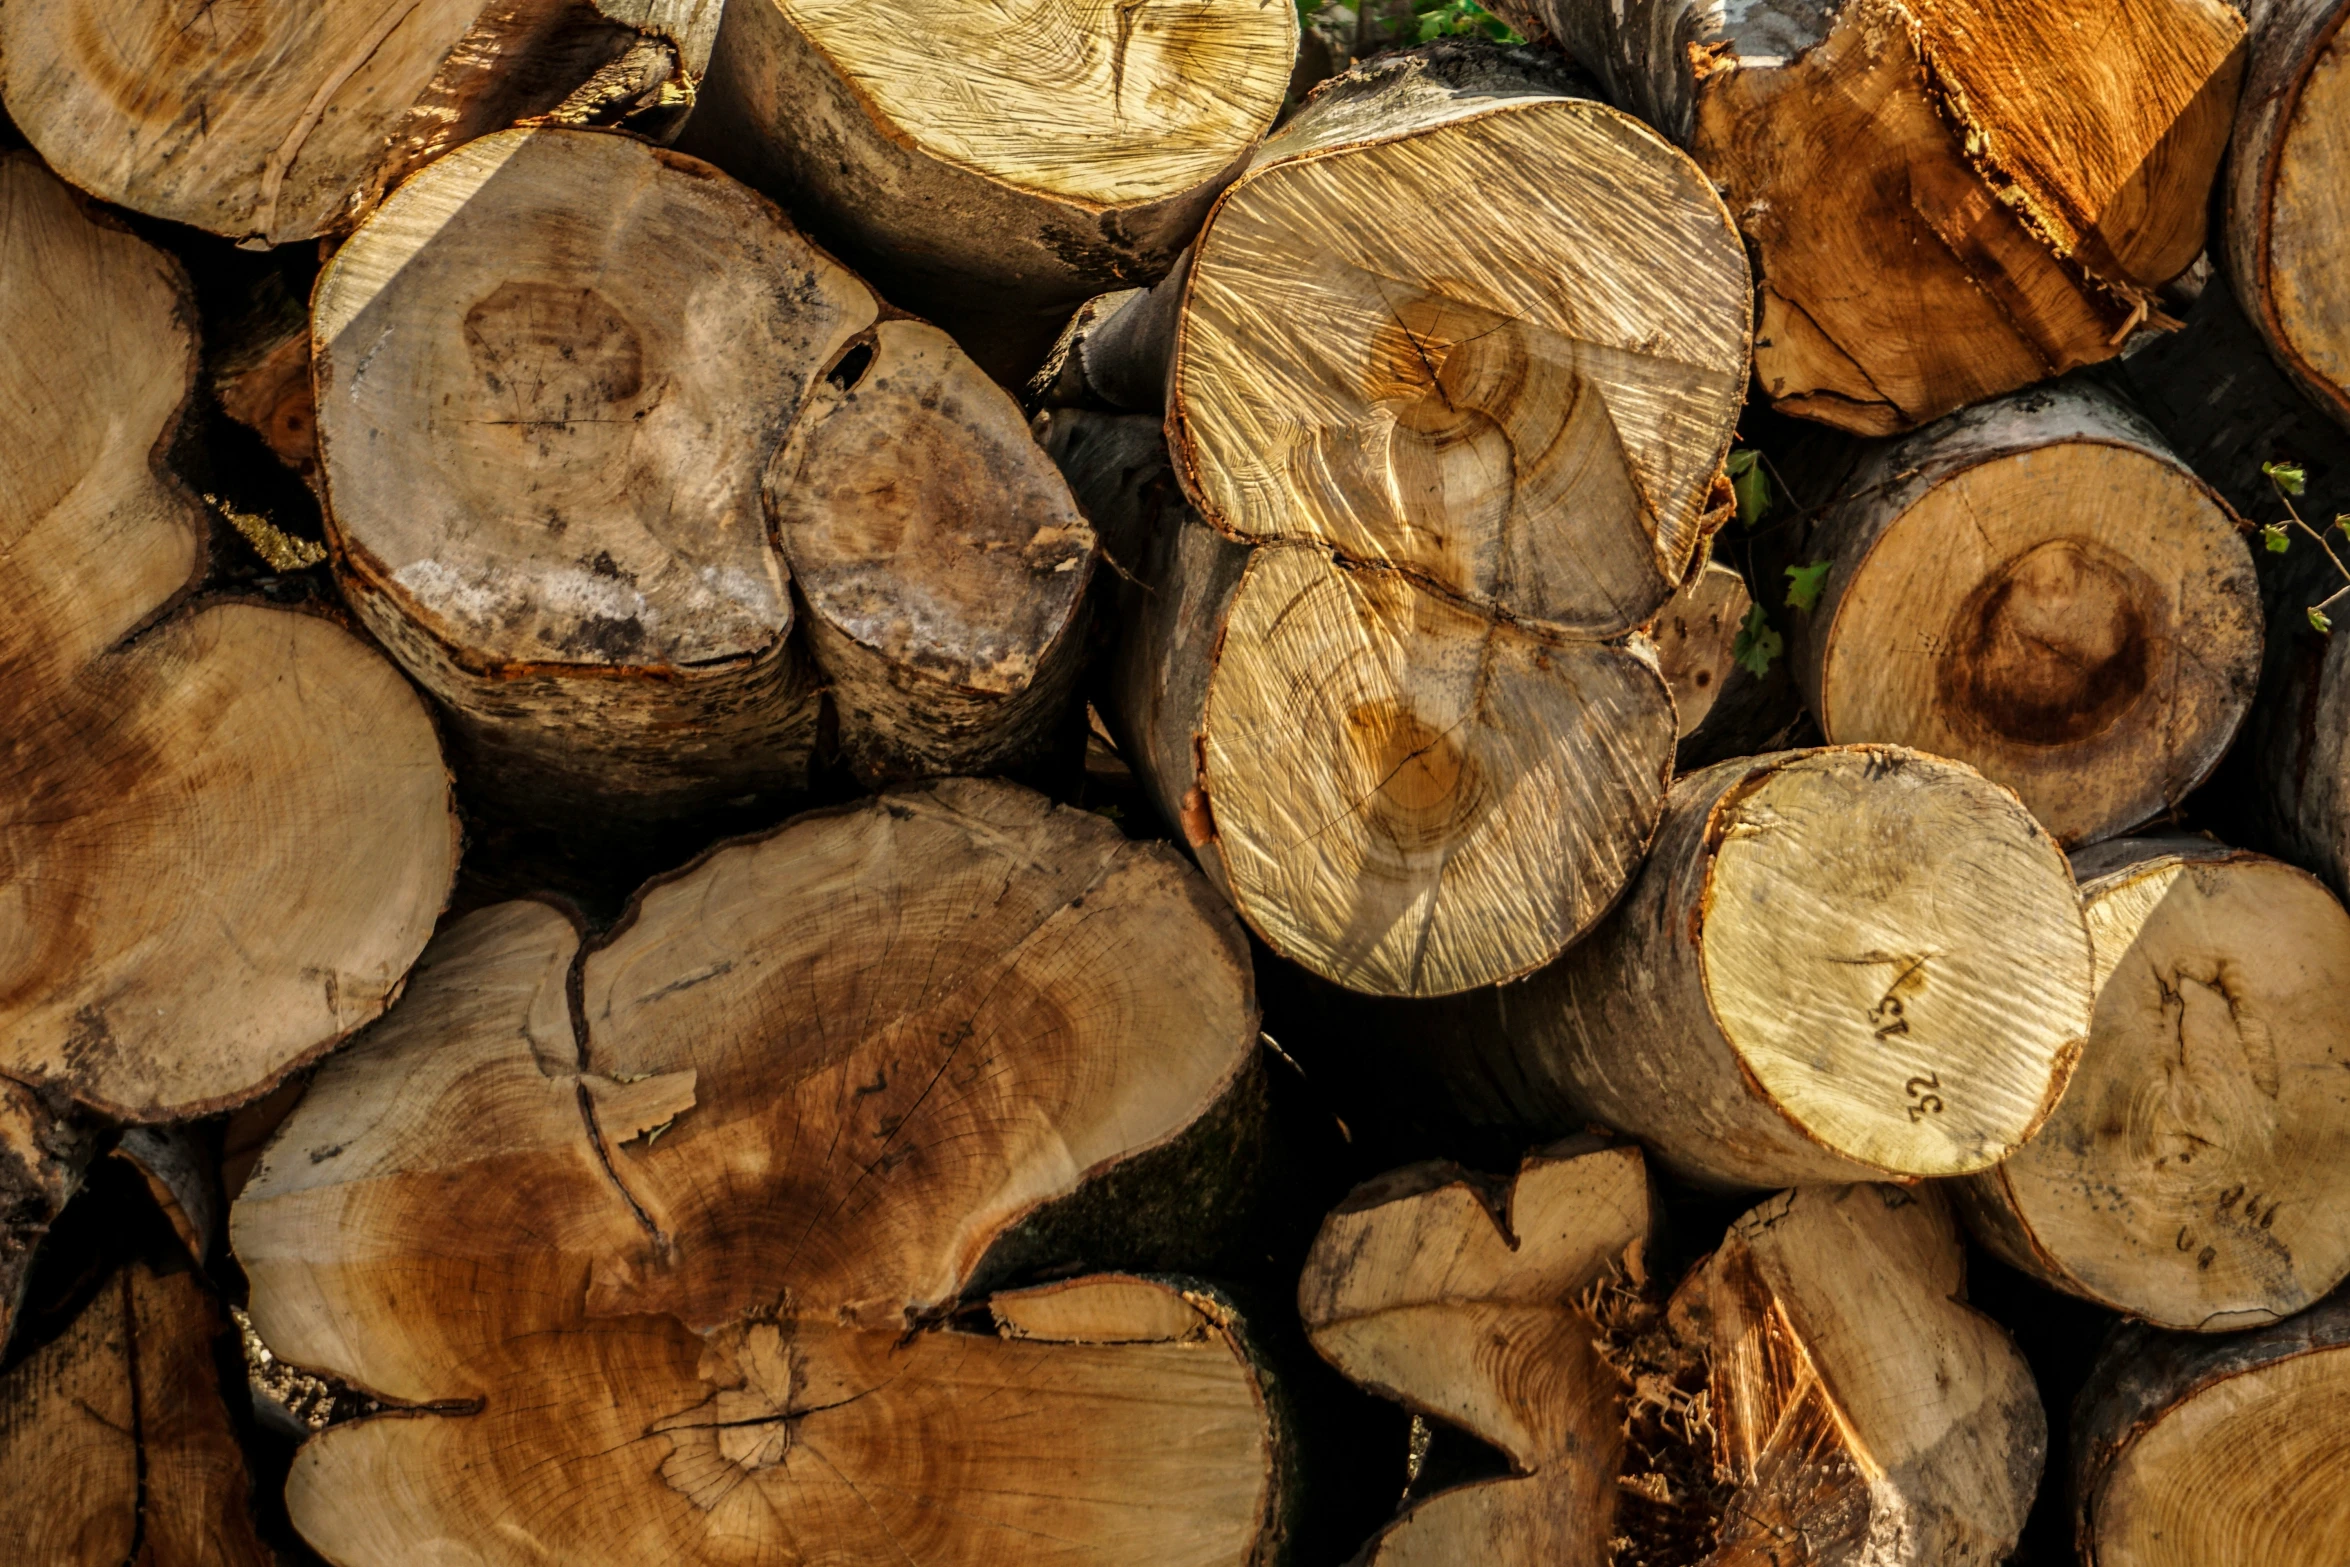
xmin=2227 ymin=0 xmax=2350 ymax=430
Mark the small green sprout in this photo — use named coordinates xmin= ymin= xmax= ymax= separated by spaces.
xmin=1784 ymin=560 xmax=1831 ymax=613
xmin=1731 ymin=603 xmax=1783 ymax=677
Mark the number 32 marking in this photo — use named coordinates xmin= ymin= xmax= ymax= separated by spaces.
xmin=1906 ymin=1072 xmax=1945 ymax=1122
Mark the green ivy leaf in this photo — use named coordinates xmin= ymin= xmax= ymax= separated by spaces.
xmin=2265 ymin=460 xmax=2308 ymax=497
xmin=1731 ymin=603 xmax=1783 ymax=677
xmin=1784 ymin=560 xmax=1831 ymax=613
xmin=1726 ymin=449 xmax=1771 ymax=529
xmin=2264 ymin=523 xmax=2293 ymax=553
xmin=2313 ymin=606 xmax=2335 ymax=635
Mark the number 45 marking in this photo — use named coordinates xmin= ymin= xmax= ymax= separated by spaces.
xmin=1906 ymin=1072 xmax=1945 ymax=1122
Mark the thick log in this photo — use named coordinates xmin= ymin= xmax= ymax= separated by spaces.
xmin=2 ymin=152 xmax=459 ymax=1124
xmin=682 ymin=0 xmax=1297 ymax=380
xmin=0 ymin=0 xmax=715 ymax=246
xmin=315 ymin=127 xmax=1092 ymax=815
xmin=1789 ymin=381 xmax=2260 ymax=847
xmin=1049 ymin=41 xmax=1752 ymax=639
xmin=1303 ymin=1158 xmax=2042 ymax=1564
xmin=1955 ymin=837 xmax=2350 ymax=1331
xmin=231 ymin=779 xmax=1284 ymax=1565
xmin=0 ymin=1259 xmax=273 ymax=1565
xmin=1297 ymin=1139 xmax=1652 ymax=1566
xmin=1440 ymin=747 xmax=2094 ymax=1189
xmin=2227 ymin=0 xmax=2350 ymax=429
xmin=1045 ymin=410 xmax=1674 ymax=998
xmin=2074 ymin=1292 xmax=2350 ymax=1562
xmin=1493 ymin=0 xmax=2244 ymax=434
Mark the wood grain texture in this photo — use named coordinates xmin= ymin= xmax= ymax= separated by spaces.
xmin=1651 ymin=558 xmax=1751 ymax=738
xmin=1792 ymin=381 xmax=2260 ymax=847
xmin=1504 ymin=0 xmax=2243 ymax=433
xmin=2075 ymin=1292 xmax=2350 ymax=1564
xmin=1152 ymin=43 xmax=1749 ymax=639
xmin=0 ymin=1261 xmax=273 ymax=1566
xmin=1677 ymin=1184 xmax=2043 ymax=1565
xmin=0 ymin=0 xmax=717 ymax=244
xmin=2227 ymin=0 xmax=2350 ymax=429
xmin=315 ymin=128 xmax=861 ymax=818
xmin=1298 ymin=1141 xmax=1652 ymax=1565
xmin=1473 ymin=747 xmax=2093 ymax=1189
xmin=1 ymin=153 xmax=459 ymax=1124
xmin=683 ymin=0 xmax=1295 ymax=378
xmin=1045 ymin=410 xmax=1674 ymax=998
xmin=773 ymin=319 xmax=1097 ymax=784
xmin=1955 ymin=839 xmax=2350 ymax=1331
xmin=232 ymin=780 xmax=1282 ymax=1565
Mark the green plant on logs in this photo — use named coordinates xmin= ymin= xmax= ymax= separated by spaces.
xmin=1295 ymin=1 xmax=1524 ymax=45
xmin=2257 ymin=460 xmax=2350 ymax=633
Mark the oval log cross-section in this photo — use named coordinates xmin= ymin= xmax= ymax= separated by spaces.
xmin=1473 ymin=747 xmax=2094 ymax=1189
xmin=1 ymin=152 xmax=459 ymax=1127
xmin=1793 ymin=382 xmax=2260 ymax=847
xmin=1957 ymin=838 xmax=2350 ymax=1331
xmin=0 ymin=0 xmax=718 ymax=245
xmin=231 ymin=780 xmax=1281 ymax=1566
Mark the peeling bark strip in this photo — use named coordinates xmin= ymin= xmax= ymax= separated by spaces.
xmin=682 ymin=0 xmax=1297 ymax=379
xmin=1446 ymin=747 xmax=2094 ymax=1189
xmin=1045 ymin=411 xmax=1674 ymax=998
xmin=1954 ymin=837 xmax=2350 ymax=1332
xmin=0 ymin=0 xmax=718 ymax=246
xmin=1789 ymin=380 xmax=2261 ymax=848
xmin=231 ymin=780 xmax=1286 ymax=1566
xmin=0 ymin=1261 xmax=274 ymax=1565
xmin=2227 ymin=0 xmax=2350 ymax=430
xmin=1050 ymin=41 xmax=1753 ymax=642
xmin=0 ymin=153 xmax=459 ymax=1126
xmin=2075 ymin=1291 xmax=2350 ymax=1563
xmin=1493 ymin=0 xmax=2245 ymax=433
xmin=315 ymin=128 xmax=1095 ymax=816
xmin=1302 ymin=1157 xmax=2042 ymax=1565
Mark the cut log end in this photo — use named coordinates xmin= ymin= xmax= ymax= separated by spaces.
xmin=2078 ymin=1299 xmax=2350 ymax=1565
xmin=1170 ymin=54 xmax=1750 ymax=635
xmin=1299 ymin=1140 xmax=1651 ymax=1566
xmin=2230 ymin=0 xmax=2350 ymax=428
xmin=232 ymin=780 xmax=1282 ymax=1565
xmin=764 ymin=0 xmax=1293 ymax=210
xmin=1204 ymin=545 xmax=1675 ymax=997
xmin=0 ymin=1260 xmax=273 ymax=1566
xmin=1961 ymin=840 xmax=2350 ymax=1330
xmin=3 ymin=153 xmax=457 ymax=1123
xmin=1641 ymin=0 xmax=2248 ymax=431
xmin=0 ymin=0 xmax=717 ymax=243
xmin=774 ymin=318 xmax=1097 ymax=784
xmin=1303 ymin=1155 xmax=2040 ymax=1566
xmin=1692 ymin=748 xmax=2091 ymax=1179
xmin=1649 ymin=558 xmax=1752 ymax=737
xmin=1798 ymin=384 xmax=2261 ymax=847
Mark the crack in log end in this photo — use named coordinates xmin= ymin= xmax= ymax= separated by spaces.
xmin=653 ymin=1320 xmax=800 ymax=1509
xmin=1341 ymin=700 xmax=1488 ymax=854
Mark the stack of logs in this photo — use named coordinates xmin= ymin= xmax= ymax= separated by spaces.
xmin=2 ymin=0 xmax=2347 ymax=1562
